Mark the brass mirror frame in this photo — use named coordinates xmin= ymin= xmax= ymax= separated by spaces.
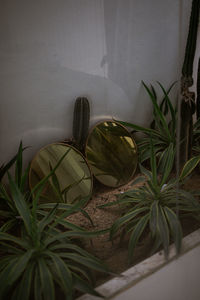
xmin=29 ymin=142 xmax=93 ymax=204
xmin=85 ymin=120 xmax=138 ymax=188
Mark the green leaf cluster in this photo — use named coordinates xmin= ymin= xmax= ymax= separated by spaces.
xmin=0 ymin=179 xmax=109 ymax=299
xmin=116 ymin=81 xmax=177 ymax=172
xmin=0 ymin=143 xmax=93 ymax=233
xmin=0 ymin=142 xmax=110 ymax=299
xmin=0 ymin=142 xmax=31 ymax=232
xmin=101 ymin=140 xmax=200 ymax=264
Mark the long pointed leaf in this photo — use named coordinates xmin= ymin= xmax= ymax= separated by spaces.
xmin=150 ymin=201 xmax=159 ymax=237
xmin=0 ymin=250 xmax=33 ymax=298
xmin=157 ymin=81 xmax=177 ymax=135
xmin=74 ymin=273 xmax=103 ymax=298
xmin=38 ymin=258 xmax=55 ymax=300
xmin=180 ymin=155 xmax=200 ymax=180
xmin=48 ymin=253 xmax=72 ymax=294
xmin=59 ymin=253 xmax=110 ymax=274
xmin=160 ymin=143 xmax=175 ymax=186
xmin=128 ymin=214 xmax=149 ymax=264
xmin=0 ymin=232 xmax=29 ymax=248
xmin=142 ymin=81 xmax=171 ymax=140
xmin=31 ymin=147 xmax=71 ymax=211
xmin=34 ymin=266 xmax=42 ymax=300
xmin=110 ymin=207 xmax=148 ymax=239
xmin=13 ymin=262 xmax=35 ymax=300
xmin=158 ymin=206 xmax=169 ymax=258
xmin=7 ymin=174 xmax=31 ymax=234
xmin=164 ymin=207 xmax=182 ymax=254
xmin=150 ymin=138 xmax=157 ymax=186
xmin=15 ymin=141 xmax=23 ymax=187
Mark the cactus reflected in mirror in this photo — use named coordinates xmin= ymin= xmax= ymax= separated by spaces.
xmin=29 ymin=143 xmax=92 ymax=204
xmin=85 ymin=121 xmax=137 ymax=187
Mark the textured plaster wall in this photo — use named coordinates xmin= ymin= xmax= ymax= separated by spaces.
xmin=0 ymin=0 xmax=194 ymax=164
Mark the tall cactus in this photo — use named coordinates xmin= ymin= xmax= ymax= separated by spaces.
xmin=197 ymin=58 xmax=200 ymax=119
xmin=182 ymin=0 xmax=200 ymax=85
xmin=73 ymin=97 xmax=90 ymax=152
xmin=180 ymin=0 xmax=200 ymax=165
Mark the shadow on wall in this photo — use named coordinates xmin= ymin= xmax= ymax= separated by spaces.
xmin=103 ymin=0 xmax=181 ymax=120
xmin=0 ymin=0 xmax=184 ymax=165
xmin=0 ymin=64 xmax=132 ymax=165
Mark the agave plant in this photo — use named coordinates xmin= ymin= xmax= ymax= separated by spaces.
xmin=0 ymin=171 xmax=110 ymax=299
xmin=99 ymin=140 xmax=200 ymax=264
xmin=0 ymin=142 xmax=94 ymax=233
xmin=117 ymin=81 xmax=177 ymax=172
xmin=0 ymin=142 xmax=31 ymax=232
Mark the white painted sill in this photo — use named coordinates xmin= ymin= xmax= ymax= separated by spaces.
xmin=77 ymin=228 xmax=200 ymax=300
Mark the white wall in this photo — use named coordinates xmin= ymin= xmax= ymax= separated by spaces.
xmin=111 ymin=245 xmax=200 ymax=300
xmin=0 ymin=0 xmax=193 ymax=164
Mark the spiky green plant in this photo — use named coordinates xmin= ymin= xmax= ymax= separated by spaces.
xmin=0 ymin=175 xmax=110 ymax=300
xmin=0 ymin=142 xmax=31 ymax=232
xmin=117 ymin=81 xmax=177 ymax=172
xmin=99 ymin=140 xmax=200 ymax=264
xmin=0 ymin=142 xmax=93 ymax=233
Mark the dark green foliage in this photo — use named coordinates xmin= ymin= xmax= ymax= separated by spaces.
xmin=180 ymin=0 xmax=200 ymax=165
xmin=0 ymin=142 xmax=93 ymax=232
xmin=192 ymin=118 xmax=200 ymax=149
xmin=0 ymin=142 xmax=30 ymax=232
xmin=196 ymin=58 xmax=200 ymax=119
xmin=182 ymin=0 xmax=200 ymax=82
xmin=73 ymin=97 xmax=90 ymax=152
xmin=0 ymin=142 xmax=110 ymax=299
xmin=99 ymin=140 xmax=200 ymax=263
xmin=116 ymin=81 xmax=177 ymax=172
xmin=179 ymin=91 xmax=195 ymax=165
xmin=0 ymin=178 xmax=110 ymax=300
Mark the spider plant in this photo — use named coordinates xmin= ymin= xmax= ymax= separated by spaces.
xmin=99 ymin=140 xmax=200 ymax=264
xmin=116 ymin=81 xmax=177 ymax=172
xmin=0 ymin=173 xmax=110 ymax=299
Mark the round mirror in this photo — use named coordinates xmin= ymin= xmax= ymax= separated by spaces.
xmin=29 ymin=143 xmax=92 ymax=204
xmin=85 ymin=121 xmax=137 ymax=187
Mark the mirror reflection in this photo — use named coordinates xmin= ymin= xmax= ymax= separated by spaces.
xmin=29 ymin=143 xmax=92 ymax=204
xmin=85 ymin=121 xmax=137 ymax=187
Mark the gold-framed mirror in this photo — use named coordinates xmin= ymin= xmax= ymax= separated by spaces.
xmin=29 ymin=143 xmax=93 ymax=204
xmin=85 ymin=121 xmax=137 ymax=187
